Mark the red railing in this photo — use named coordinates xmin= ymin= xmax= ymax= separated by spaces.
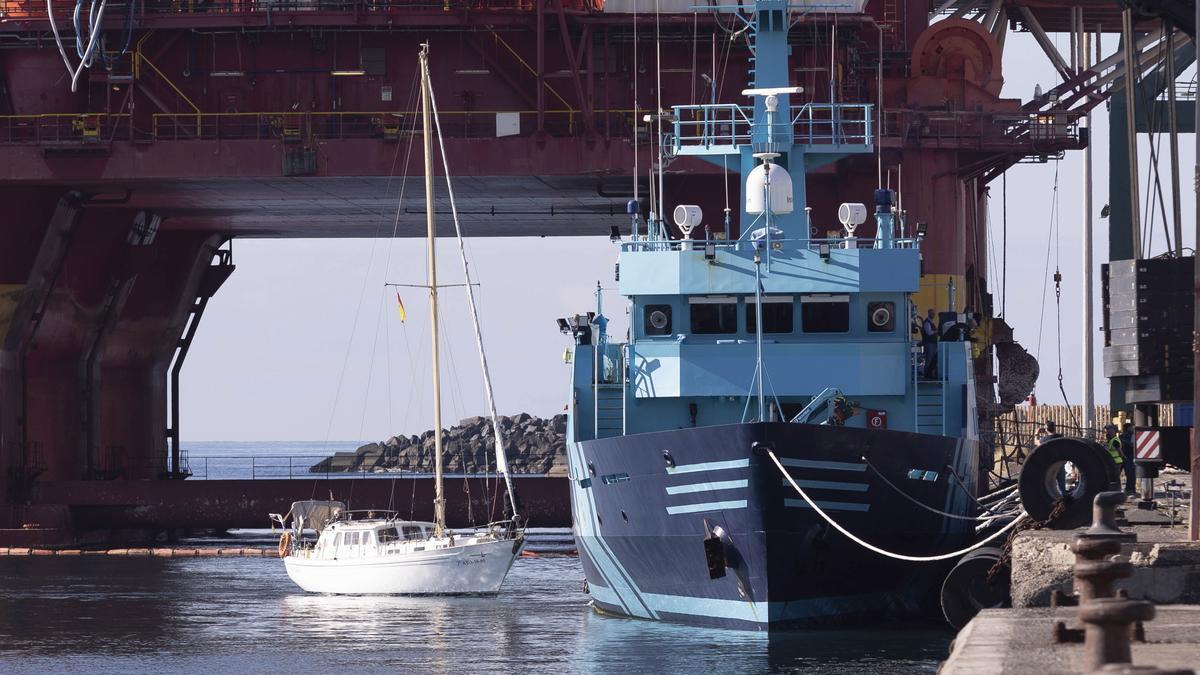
xmin=0 ymin=109 xmax=637 ymax=144
xmin=0 ymin=0 xmax=602 ymax=20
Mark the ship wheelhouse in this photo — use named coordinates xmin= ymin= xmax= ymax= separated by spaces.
xmin=566 ymin=230 xmax=977 ymax=442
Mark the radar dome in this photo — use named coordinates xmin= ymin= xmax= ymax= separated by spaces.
xmin=745 ymin=163 xmax=793 ymax=215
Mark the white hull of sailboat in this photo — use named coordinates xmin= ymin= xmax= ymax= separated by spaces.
xmin=283 ymin=537 xmax=523 ymax=595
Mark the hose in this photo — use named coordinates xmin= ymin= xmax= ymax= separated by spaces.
xmin=769 ymin=449 xmax=1028 ymax=563
xmin=102 ymin=0 xmax=137 ymax=68
xmin=47 ymin=0 xmax=108 ymax=92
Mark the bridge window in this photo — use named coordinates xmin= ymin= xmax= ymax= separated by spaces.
xmin=689 ymin=297 xmax=737 ymax=334
xmin=643 ymin=304 xmax=673 ymax=336
xmin=746 ymin=296 xmax=794 ymax=334
xmin=377 ymin=527 xmax=400 ymax=543
xmin=801 ymin=295 xmax=850 ymax=333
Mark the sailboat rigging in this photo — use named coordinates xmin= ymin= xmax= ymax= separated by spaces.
xmin=269 ymin=44 xmax=525 ymax=595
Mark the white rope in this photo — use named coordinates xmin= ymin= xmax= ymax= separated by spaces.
xmin=47 ymin=0 xmax=107 ymax=92
xmin=979 ymin=482 xmax=1020 ymax=503
xmin=426 ymin=69 xmax=519 ymax=522
xmin=768 ymin=449 xmax=1027 ymax=562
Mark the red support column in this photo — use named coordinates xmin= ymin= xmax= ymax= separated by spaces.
xmin=536 ymin=0 xmax=546 ymax=133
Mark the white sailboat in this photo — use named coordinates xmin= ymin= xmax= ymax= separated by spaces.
xmin=270 ymin=44 xmax=524 ymax=595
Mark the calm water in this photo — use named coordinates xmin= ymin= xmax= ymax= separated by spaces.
xmin=0 ymin=555 xmax=949 ymax=673
xmin=4 ymin=440 xmax=950 ymax=671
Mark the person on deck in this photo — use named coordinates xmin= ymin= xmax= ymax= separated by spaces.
xmin=921 ymin=309 xmax=939 ymax=379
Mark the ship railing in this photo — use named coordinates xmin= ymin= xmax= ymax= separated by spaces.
xmin=880 ymin=108 xmax=1081 ymax=152
xmin=0 ymin=113 xmax=131 ymax=145
xmin=178 ymin=455 xmax=519 ymax=479
xmin=149 ymin=108 xmax=635 ymax=141
xmin=619 ymin=236 xmax=920 ymax=253
xmin=181 ymin=455 xmax=377 ymax=480
xmin=668 ymin=102 xmax=872 ymax=155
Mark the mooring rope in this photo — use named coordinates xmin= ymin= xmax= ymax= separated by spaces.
xmin=860 ymin=455 xmax=1015 ymax=522
xmin=978 ymin=481 xmax=1020 ymax=503
xmin=768 ymin=449 xmax=1027 ymax=562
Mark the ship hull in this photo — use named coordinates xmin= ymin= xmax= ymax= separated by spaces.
xmin=567 ymin=422 xmax=980 ymax=630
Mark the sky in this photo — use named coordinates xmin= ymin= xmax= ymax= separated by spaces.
xmin=182 ymin=31 xmax=1197 ymax=442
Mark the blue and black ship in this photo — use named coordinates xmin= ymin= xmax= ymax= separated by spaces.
xmin=559 ymin=0 xmax=984 ymax=630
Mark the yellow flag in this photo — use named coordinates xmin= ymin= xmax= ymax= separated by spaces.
xmin=395 ymin=292 xmax=407 ymax=322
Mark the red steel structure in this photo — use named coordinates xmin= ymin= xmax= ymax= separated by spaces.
xmin=0 ymin=1 xmax=1114 ymax=544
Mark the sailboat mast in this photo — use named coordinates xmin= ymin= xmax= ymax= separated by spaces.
xmin=420 ymin=44 xmax=446 ymax=538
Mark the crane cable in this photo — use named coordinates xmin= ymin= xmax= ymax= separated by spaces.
xmin=769 ymin=449 xmax=1028 ymax=562
xmin=1047 ymin=163 xmax=1078 ymax=426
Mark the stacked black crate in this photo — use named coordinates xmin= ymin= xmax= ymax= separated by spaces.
xmin=1101 ymin=257 xmax=1195 ymax=403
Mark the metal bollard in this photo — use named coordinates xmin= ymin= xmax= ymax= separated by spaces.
xmin=1078 ymin=598 xmax=1155 ymax=671
xmin=1053 ymin=492 xmax=1138 ymax=644
xmin=1072 ymin=537 xmax=1133 ymax=604
xmin=1078 ymin=491 xmax=1137 ymax=542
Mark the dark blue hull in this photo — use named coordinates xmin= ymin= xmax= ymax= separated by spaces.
xmin=567 ymin=422 xmax=980 ymax=630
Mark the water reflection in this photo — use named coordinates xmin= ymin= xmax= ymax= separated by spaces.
xmin=0 ymin=555 xmax=947 ymax=673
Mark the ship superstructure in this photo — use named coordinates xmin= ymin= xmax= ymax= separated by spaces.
xmin=560 ymin=0 xmax=982 ymax=629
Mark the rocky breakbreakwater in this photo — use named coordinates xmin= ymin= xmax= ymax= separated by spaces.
xmin=309 ymin=413 xmax=568 ymax=476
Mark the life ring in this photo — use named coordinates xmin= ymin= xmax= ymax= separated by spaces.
xmin=278 ymin=531 xmax=293 ymax=558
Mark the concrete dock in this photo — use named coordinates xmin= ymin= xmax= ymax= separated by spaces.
xmin=940 ymin=606 xmax=1200 ymax=673
xmin=942 ymin=476 xmax=1199 ymax=673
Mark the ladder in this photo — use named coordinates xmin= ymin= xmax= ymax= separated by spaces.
xmin=916 ymin=381 xmax=946 ymax=435
xmin=881 ymin=0 xmax=900 ymax=37
xmin=595 ymin=384 xmax=625 ymax=439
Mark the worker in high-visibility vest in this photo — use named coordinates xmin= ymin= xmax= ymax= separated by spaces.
xmin=1103 ymin=423 xmax=1124 ymax=476
xmin=1119 ymin=421 xmax=1137 ymax=493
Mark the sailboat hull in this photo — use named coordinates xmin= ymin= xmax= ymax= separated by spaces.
xmin=568 ymin=422 xmax=980 ymax=630
xmin=283 ymin=537 xmax=524 ymax=595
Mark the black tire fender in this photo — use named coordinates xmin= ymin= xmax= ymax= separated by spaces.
xmin=1018 ymin=437 xmax=1113 ymax=529
xmin=940 ymin=546 xmax=1008 ymax=630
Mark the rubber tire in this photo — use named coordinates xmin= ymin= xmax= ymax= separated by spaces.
xmin=1018 ymin=437 xmax=1113 ymax=529
xmin=940 ymin=546 xmax=1008 ymax=630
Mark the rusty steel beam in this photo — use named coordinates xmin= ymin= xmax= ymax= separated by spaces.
xmin=537 ymin=0 xmax=546 ymax=132
xmin=556 ymin=0 xmax=594 ymax=133
xmin=464 ymin=35 xmax=540 ymax=110
xmin=1192 ymin=0 xmax=1199 ymax=544
xmin=2 ymin=193 xmax=83 ymax=482
xmin=1018 ymin=5 xmax=1074 ymax=80
xmin=79 ymin=277 xmax=137 ymax=477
